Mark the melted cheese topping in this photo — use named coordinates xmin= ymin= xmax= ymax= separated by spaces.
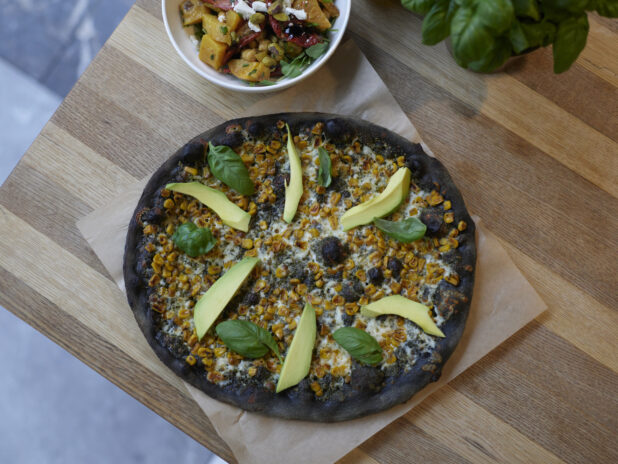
xmin=143 ymin=123 xmax=464 ymax=394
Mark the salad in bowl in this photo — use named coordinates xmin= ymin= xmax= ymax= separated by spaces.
xmin=177 ymin=0 xmax=342 ymax=87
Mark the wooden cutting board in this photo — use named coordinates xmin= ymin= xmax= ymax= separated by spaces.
xmin=0 ymin=1 xmax=616 ymax=462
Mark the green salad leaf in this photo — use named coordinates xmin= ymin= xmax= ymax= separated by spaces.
xmin=207 ymin=142 xmax=255 ymax=195
xmin=194 ymin=24 xmax=205 ymax=41
xmin=216 ymin=320 xmax=282 ymax=362
xmin=281 ymin=53 xmax=311 ymax=78
xmin=317 ymin=147 xmax=332 ymax=187
xmin=333 ymin=327 xmax=383 ymax=366
xmin=305 ymin=42 xmax=330 ymax=59
xmin=280 ymin=41 xmax=330 ymax=79
xmin=171 ymin=222 xmax=216 ymax=257
xmin=373 ymin=217 xmax=427 ymax=243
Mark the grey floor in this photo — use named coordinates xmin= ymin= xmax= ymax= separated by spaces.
xmin=0 ymin=1 xmax=223 ymax=462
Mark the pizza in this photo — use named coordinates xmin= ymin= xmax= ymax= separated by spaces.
xmin=124 ymin=113 xmax=476 ymax=422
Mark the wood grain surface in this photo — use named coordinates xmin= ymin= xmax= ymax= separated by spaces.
xmin=0 ymin=1 xmax=616 ymax=462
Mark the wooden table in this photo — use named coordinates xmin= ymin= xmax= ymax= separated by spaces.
xmin=1 ymin=1 xmax=616 ymax=462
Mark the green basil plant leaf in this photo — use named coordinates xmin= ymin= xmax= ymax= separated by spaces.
xmin=592 ymin=0 xmax=618 ymax=18
xmin=422 ymin=0 xmax=456 ymax=45
xmin=171 ymin=222 xmax=216 ymax=258
xmin=374 ymin=217 xmax=427 ymax=243
xmin=216 ymin=320 xmax=283 ymax=362
xmin=520 ymin=20 xmax=557 ymax=48
xmin=476 ymin=0 xmax=514 ymax=34
xmin=402 ymin=0 xmax=435 ymax=15
xmin=553 ymin=14 xmax=589 ymax=73
xmin=467 ymin=36 xmax=512 ymax=72
xmin=511 ymin=0 xmax=540 ymax=20
xmin=207 ymin=142 xmax=255 ymax=195
xmin=509 ymin=19 xmax=530 ymax=54
xmin=543 ymin=0 xmax=588 ymax=15
xmin=317 ymin=147 xmax=332 ymax=187
xmin=333 ymin=327 xmax=383 ymax=366
xmin=450 ymin=4 xmax=495 ymax=67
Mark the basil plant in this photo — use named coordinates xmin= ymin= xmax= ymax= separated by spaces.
xmin=402 ymin=0 xmax=617 ymax=73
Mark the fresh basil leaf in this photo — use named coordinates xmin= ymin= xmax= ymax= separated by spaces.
xmin=520 ymin=20 xmax=557 ymax=48
xmin=171 ymin=222 xmax=216 ymax=258
xmin=333 ymin=327 xmax=383 ymax=365
xmin=592 ymin=0 xmax=618 ymax=17
xmin=509 ymin=19 xmax=530 ymax=54
xmin=402 ymin=0 xmax=435 ymax=15
xmin=543 ymin=0 xmax=588 ymax=15
xmin=317 ymin=147 xmax=332 ymax=187
xmin=216 ymin=320 xmax=282 ymax=362
xmin=450 ymin=4 xmax=495 ymax=67
xmin=511 ymin=0 xmax=540 ymax=20
xmin=553 ymin=14 xmax=589 ymax=73
xmin=466 ymin=36 xmax=512 ymax=72
xmin=374 ymin=217 xmax=427 ymax=243
xmin=475 ymin=0 xmax=513 ymax=34
xmin=305 ymin=41 xmax=329 ymax=59
xmin=207 ymin=142 xmax=255 ymax=195
xmin=422 ymin=0 xmax=456 ymax=45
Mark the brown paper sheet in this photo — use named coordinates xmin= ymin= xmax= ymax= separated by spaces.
xmin=77 ymin=40 xmax=547 ymax=464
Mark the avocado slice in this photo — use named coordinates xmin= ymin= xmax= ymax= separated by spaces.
xmin=194 ymin=257 xmax=260 ymax=340
xmin=340 ymin=167 xmax=411 ymax=231
xmin=166 ymin=182 xmax=251 ymax=232
xmin=276 ymin=302 xmax=316 ymax=393
xmin=361 ymin=295 xmax=445 ymax=337
xmin=283 ymin=124 xmax=303 ymax=223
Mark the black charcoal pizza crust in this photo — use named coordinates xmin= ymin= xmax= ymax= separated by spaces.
xmin=123 ymin=113 xmax=476 ymax=422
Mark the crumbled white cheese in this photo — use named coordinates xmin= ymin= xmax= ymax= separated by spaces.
xmin=248 ymin=21 xmax=261 ymax=32
xmin=252 ymin=1 xmax=268 ymax=12
xmin=218 ymin=12 xmax=226 ymax=22
xmin=233 ymin=0 xmax=255 ymax=19
xmin=232 ymin=0 xmax=262 ymax=32
xmin=285 ymin=7 xmax=307 ymax=20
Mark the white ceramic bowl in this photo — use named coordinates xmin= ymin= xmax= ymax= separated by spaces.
xmin=162 ymin=0 xmax=350 ymax=93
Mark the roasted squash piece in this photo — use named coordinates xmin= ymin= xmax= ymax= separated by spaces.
xmin=180 ymin=0 xmax=206 ymax=26
xmin=319 ymin=0 xmax=340 ymax=19
xmin=199 ymin=35 xmax=228 ymax=69
xmin=202 ymin=13 xmax=232 ymax=45
xmin=226 ymin=10 xmax=242 ymax=31
xmin=292 ymin=0 xmax=330 ymax=31
xmin=228 ymin=59 xmax=271 ymax=82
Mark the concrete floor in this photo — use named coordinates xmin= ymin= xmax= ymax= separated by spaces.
xmin=0 ymin=1 xmax=223 ymax=462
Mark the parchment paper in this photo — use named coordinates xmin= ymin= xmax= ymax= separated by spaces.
xmin=77 ymin=40 xmax=547 ymax=464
